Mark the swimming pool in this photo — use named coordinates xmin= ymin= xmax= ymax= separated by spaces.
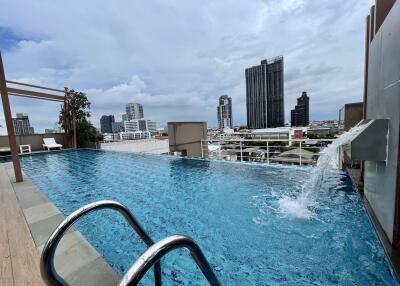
xmin=19 ymin=149 xmax=397 ymax=285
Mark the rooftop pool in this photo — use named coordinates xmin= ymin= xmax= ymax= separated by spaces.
xmin=18 ymin=149 xmax=398 ymax=285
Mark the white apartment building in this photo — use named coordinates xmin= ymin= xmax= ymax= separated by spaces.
xmin=124 ymin=119 xmax=157 ymax=134
xmin=119 ymin=131 xmax=151 ymax=140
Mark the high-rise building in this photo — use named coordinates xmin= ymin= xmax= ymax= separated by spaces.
xmin=291 ymin=92 xmax=310 ymax=127
xmin=217 ymin=95 xmax=233 ymax=131
xmin=245 ymin=56 xmax=285 ymax=129
xmin=125 ymin=103 xmax=144 ymax=120
xmin=12 ymin=113 xmax=34 ymax=135
xmin=100 ymin=115 xmax=115 ymax=133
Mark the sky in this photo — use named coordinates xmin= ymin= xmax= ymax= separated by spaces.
xmin=0 ymin=0 xmax=371 ymax=133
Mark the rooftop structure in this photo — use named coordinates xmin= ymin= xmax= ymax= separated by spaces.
xmin=338 ymin=102 xmax=363 ymax=132
xmin=168 ymin=122 xmax=207 ymax=157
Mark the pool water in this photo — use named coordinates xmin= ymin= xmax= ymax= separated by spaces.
xmin=19 ymin=149 xmax=398 ymax=285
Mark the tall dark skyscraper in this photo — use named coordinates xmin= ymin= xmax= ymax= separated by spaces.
xmin=217 ymin=95 xmax=233 ymax=130
xmin=291 ymin=91 xmax=310 ymax=127
xmin=245 ymin=56 xmax=285 ymax=129
xmin=100 ymin=115 xmax=115 ymax=133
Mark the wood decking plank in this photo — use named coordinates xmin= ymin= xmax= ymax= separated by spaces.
xmin=0 ymin=167 xmax=14 ymax=286
xmin=0 ymin=166 xmax=45 ymax=286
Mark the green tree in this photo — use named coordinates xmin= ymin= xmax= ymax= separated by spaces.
xmin=59 ymin=88 xmax=99 ymax=147
xmin=76 ymin=120 xmax=98 ymax=147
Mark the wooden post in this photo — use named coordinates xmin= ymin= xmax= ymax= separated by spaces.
xmin=299 ymin=141 xmax=302 ymax=166
xmin=72 ymin=111 xmax=77 ymax=148
xmin=240 ymin=140 xmax=243 ymax=161
xmin=0 ymin=52 xmax=23 ymax=182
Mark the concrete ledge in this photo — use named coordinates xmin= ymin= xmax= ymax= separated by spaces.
xmin=3 ymin=162 xmax=120 ymax=286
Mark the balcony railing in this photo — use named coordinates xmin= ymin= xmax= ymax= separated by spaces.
xmin=200 ymin=138 xmax=334 ymax=166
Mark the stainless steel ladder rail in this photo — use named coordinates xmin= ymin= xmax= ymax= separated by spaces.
xmin=40 ymin=200 xmax=162 ymax=286
xmin=119 ymin=234 xmax=221 ymax=286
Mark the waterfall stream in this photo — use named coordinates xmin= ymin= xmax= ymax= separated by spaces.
xmin=278 ymin=125 xmax=365 ymax=219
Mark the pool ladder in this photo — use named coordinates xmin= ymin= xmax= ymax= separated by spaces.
xmin=40 ymin=200 xmax=221 ymax=286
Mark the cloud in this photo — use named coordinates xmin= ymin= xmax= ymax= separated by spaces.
xmin=0 ymin=0 xmax=373 ymax=133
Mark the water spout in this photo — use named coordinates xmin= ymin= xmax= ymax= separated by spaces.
xmin=278 ymin=125 xmax=365 ymax=219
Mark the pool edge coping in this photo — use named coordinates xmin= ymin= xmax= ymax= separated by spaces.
xmin=1 ymin=162 xmax=120 ymax=286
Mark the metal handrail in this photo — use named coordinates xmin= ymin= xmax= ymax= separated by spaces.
xmin=119 ymin=235 xmax=221 ymax=286
xmin=40 ymin=200 xmax=162 ymax=286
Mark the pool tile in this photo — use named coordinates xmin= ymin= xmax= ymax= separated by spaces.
xmin=14 ymin=186 xmax=49 ymax=209
xmin=64 ymin=257 xmax=120 ymax=286
xmin=29 ymin=213 xmax=66 ymax=246
xmin=53 ymin=231 xmax=100 ymax=278
xmin=24 ymin=202 xmax=60 ymax=224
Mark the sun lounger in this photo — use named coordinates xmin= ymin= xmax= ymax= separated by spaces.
xmin=42 ymin=138 xmax=63 ymax=151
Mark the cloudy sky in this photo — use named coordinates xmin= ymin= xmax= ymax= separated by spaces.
xmin=0 ymin=0 xmax=371 ymax=133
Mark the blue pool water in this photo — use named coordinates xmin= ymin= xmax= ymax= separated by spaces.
xmin=18 ymin=149 xmax=398 ymax=285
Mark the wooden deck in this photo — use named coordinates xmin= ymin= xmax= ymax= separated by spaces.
xmin=0 ymin=165 xmax=46 ymax=286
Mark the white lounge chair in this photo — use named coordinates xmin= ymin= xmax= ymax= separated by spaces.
xmin=43 ymin=138 xmax=63 ymax=151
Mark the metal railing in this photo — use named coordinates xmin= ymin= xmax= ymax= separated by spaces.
xmin=40 ymin=200 xmax=162 ymax=286
xmin=201 ymin=138 xmax=334 ymax=166
xmin=41 ymin=200 xmax=221 ymax=286
xmin=119 ymin=235 xmax=221 ymax=286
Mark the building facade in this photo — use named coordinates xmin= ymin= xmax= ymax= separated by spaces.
xmin=100 ymin=115 xmax=115 ymax=133
xmin=12 ymin=113 xmax=34 ymax=135
xmin=246 ymin=56 xmax=285 ymax=129
xmin=217 ymin=95 xmax=233 ymax=131
xmin=124 ymin=119 xmax=157 ymax=134
xmin=111 ymin=121 xmax=124 ymax=133
xmin=125 ymin=103 xmax=144 ymax=120
xmin=338 ymin=102 xmax=363 ymax=132
xmin=291 ymin=92 xmax=310 ymax=127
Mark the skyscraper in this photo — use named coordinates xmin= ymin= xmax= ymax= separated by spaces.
xmin=217 ymin=95 xmax=233 ymax=130
xmin=125 ymin=103 xmax=144 ymax=120
xmin=291 ymin=92 xmax=310 ymax=127
xmin=12 ymin=113 xmax=34 ymax=135
xmin=245 ymin=56 xmax=285 ymax=129
xmin=100 ymin=115 xmax=115 ymax=133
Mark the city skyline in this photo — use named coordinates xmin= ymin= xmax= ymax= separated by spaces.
xmin=0 ymin=0 xmax=371 ymax=133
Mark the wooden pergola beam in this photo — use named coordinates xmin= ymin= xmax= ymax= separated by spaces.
xmin=8 ymin=93 xmax=65 ymax=103
xmin=0 ymin=51 xmax=75 ymax=183
xmin=0 ymin=54 xmax=23 ymax=182
xmin=7 ymin=87 xmax=64 ymax=101
xmin=6 ymin=80 xmax=64 ymax=93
